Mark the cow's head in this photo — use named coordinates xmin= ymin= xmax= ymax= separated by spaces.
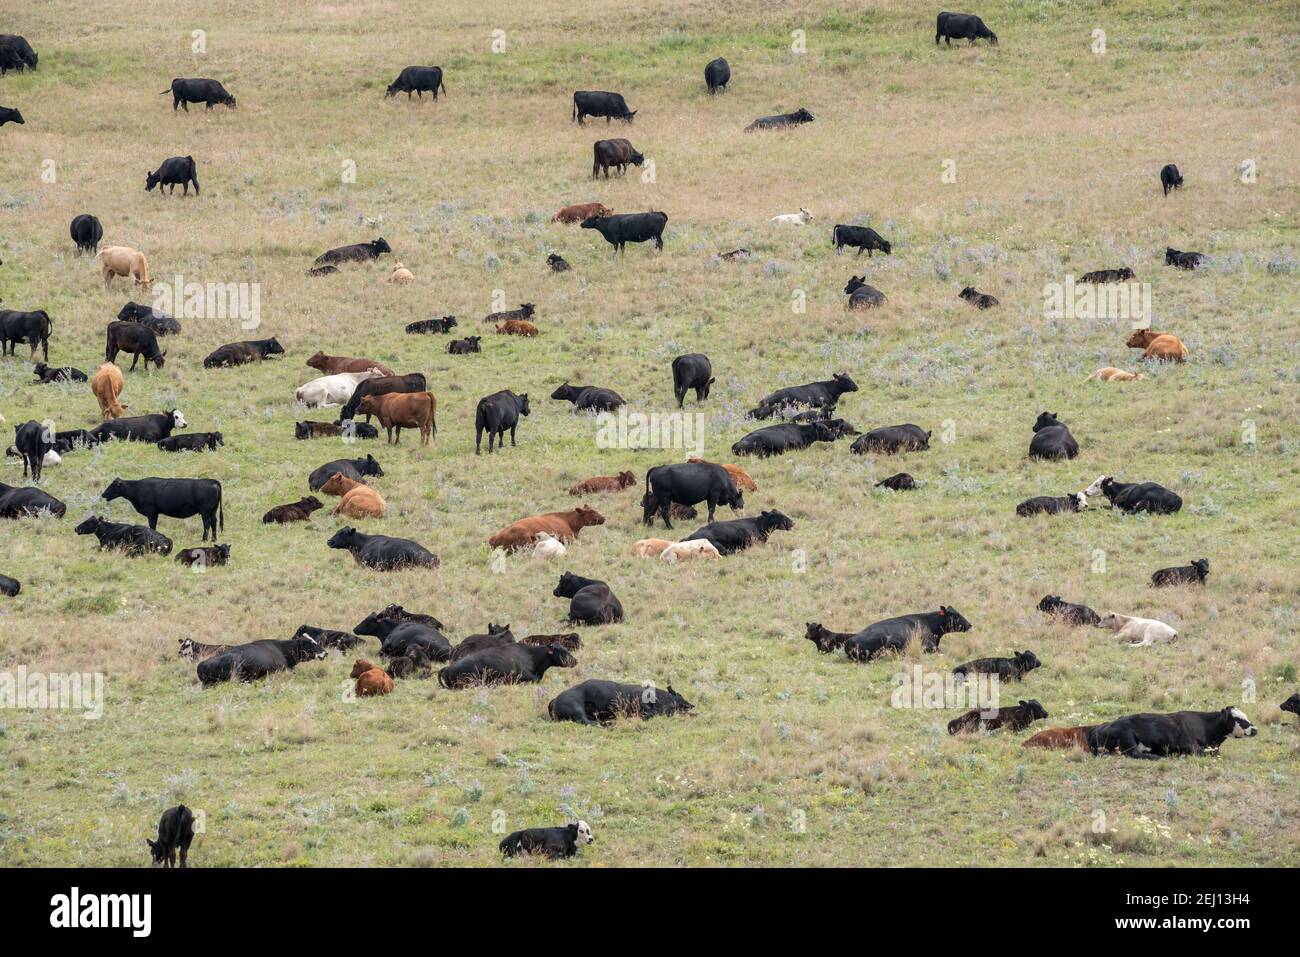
xmin=938 ymin=606 xmax=972 ymax=633
xmin=146 ymin=837 xmax=169 ymax=866
xmin=1037 ymin=595 xmax=1062 ymax=613
xmin=145 ymin=170 xmax=160 ymax=192
xmin=362 ymin=454 xmax=384 ymax=476
xmin=224 ymin=94 xmax=237 ymax=108
xmin=384 ymin=83 xmax=399 ymax=98
xmin=177 ymin=638 xmax=195 ymax=658
xmin=1071 ymin=492 xmax=1089 ymax=511
xmin=1280 ymin=694 xmax=1300 ymax=717
xmin=1019 ymin=700 xmax=1049 ymax=721
xmin=293 ymin=636 xmax=328 ymax=662
xmin=760 ymin=509 xmax=794 ymax=532
xmin=844 ymin=276 xmax=865 ymax=294
xmin=294 ymin=422 xmax=312 ymax=440
xmin=545 ymin=644 xmax=579 ymax=670
xmin=1191 ymin=558 xmax=1210 ymax=579
xmin=356 ymin=395 xmax=382 ymax=416
xmin=575 ymin=821 xmax=595 ymax=845
xmin=804 ymin=622 xmax=838 ymax=653
xmin=1014 ymin=650 xmax=1041 ymax=673
xmin=573 ymin=505 xmax=606 ymax=528
xmin=73 ymin=516 xmax=102 ymax=535
xmin=520 ymin=303 xmax=535 ymax=317
xmin=616 ymin=470 xmax=636 ymax=488
xmin=327 ymin=527 xmax=359 ymax=550
xmin=170 ymin=410 xmax=187 ymax=429
xmin=663 ymin=684 xmax=695 ymax=714
xmin=213 ymin=544 xmax=231 ymax=562
xmin=1083 ymin=475 xmax=1110 ymax=498
xmin=266 ymin=338 xmax=285 ymax=356
xmin=1097 ymin=612 xmax=1123 ymax=630
xmin=553 ymin=572 xmax=586 ymax=599
xmin=832 ymin=372 xmax=859 ymax=393
xmin=100 ymin=478 xmax=127 ymax=501
xmin=518 ymin=394 xmax=531 ymax=416
xmin=209 ymin=432 xmax=224 ymax=448
xmin=320 ymin=472 xmax=352 ymax=496
xmin=1226 ymin=707 xmax=1257 ymax=737
xmin=306 ymin=351 xmax=328 ymax=370
xmin=1032 ymin=411 xmax=1061 ymax=432
xmin=372 ymin=238 xmax=392 ymax=254
xmin=629 ymin=149 xmax=645 ymax=166
xmin=1126 ymin=329 xmax=1153 ymax=348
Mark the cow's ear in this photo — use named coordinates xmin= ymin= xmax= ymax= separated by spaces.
xmin=938 ymin=605 xmax=948 ymax=615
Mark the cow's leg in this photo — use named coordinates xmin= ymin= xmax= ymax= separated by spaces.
xmin=659 ymin=499 xmax=673 ymax=530
xmin=206 ymin=101 xmax=213 ymax=111
xmin=475 ymin=425 xmax=482 ymax=454
xmin=179 ymin=845 xmax=187 ymax=869
xmin=707 ymin=495 xmax=718 ymax=523
xmin=130 ymin=353 xmax=140 ymax=371
xmin=146 ymin=512 xmax=158 ymax=530
xmin=654 ymin=235 xmax=663 ymax=250
xmin=181 ymin=100 xmax=189 ymax=112
xmin=510 ymin=425 xmax=517 ymax=447
xmin=394 ymin=426 xmax=401 ymax=444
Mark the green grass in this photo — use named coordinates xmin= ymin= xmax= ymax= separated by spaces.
xmin=0 ymin=0 xmax=1298 ymax=866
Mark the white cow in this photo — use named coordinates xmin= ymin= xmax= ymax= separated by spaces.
xmin=1099 ymin=612 xmax=1178 ymax=647
xmin=771 ymin=208 xmax=812 ymax=226
xmin=294 ymin=369 xmax=383 ymax=408
xmin=532 ymin=531 xmax=567 ymax=561
xmin=660 ymin=539 xmax=721 ymax=563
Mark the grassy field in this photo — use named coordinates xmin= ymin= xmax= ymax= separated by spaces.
xmin=1 ymin=0 xmax=1298 ymax=867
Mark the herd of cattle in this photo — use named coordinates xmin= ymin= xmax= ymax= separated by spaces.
xmin=1 ymin=11 xmax=1294 ymax=864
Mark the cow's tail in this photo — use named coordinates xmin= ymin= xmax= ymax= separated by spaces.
xmin=217 ymin=483 xmax=224 ymax=532
xmin=440 ymin=77 xmax=447 ymax=95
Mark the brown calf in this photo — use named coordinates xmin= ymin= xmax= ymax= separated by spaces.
xmin=351 ymin=659 xmax=394 ymax=697
xmin=1022 ymin=726 xmax=1094 ymax=750
xmin=89 ymin=362 xmax=127 ymax=419
xmin=496 ymin=320 xmax=539 ymax=337
xmin=488 ymin=505 xmax=606 ymax=551
xmin=356 ymin=390 xmax=436 ymax=445
xmin=569 ymin=471 xmax=636 ymax=495
xmin=552 ymin=202 xmax=612 ymax=224
xmin=322 ymin=471 xmax=387 ymax=518
xmin=306 ymin=351 xmax=396 ymax=377
xmin=1126 ymin=329 xmax=1188 ymax=363
xmin=262 ymin=496 xmax=323 ymax=523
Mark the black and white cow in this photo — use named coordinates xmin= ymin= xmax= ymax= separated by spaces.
xmin=327 ymin=527 xmax=439 ymax=570
xmin=291 ymin=624 xmax=364 ymax=652
xmin=681 ymin=509 xmax=793 ymax=556
xmin=1085 ymin=475 xmax=1182 ymax=514
xmin=641 ymin=462 xmax=743 ymax=528
xmin=196 ymin=637 xmax=327 ymax=685
xmin=1015 ymin=491 xmax=1087 ymax=517
xmin=1150 ymin=558 xmax=1209 ymax=587
xmin=500 ymin=821 xmax=594 ymax=859
xmin=101 ymin=476 xmax=224 ymax=540
xmin=548 ymin=679 xmax=695 ymax=724
xmin=1086 ymin=708 xmax=1256 ymax=759
xmin=91 ymin=410 xmax=186 ymax=444
xmin=32 ymin=363 xmax=87 ymax=383
xmin=1028 ymin=412 xmax=1079 ymax=460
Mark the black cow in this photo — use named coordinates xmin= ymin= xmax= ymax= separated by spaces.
xmin=851 ymin=424 xmax=930 ymax=454
xmin=196 ymin=637 xmax=326 ymax=685
xmin=641 ymin=462 xmax=743 ymax=528
xmin=1151 ymin=558 xmax=1210 ymax=587
xmin=582 ymin=211 xmax=666 ymax=254
xmin=958 ymin=286 xmax=999 ymax=308
xmin=162 ymin=78 xmax=236 ymax=111
xmin=1078 ymin=267 xmax=1135 ymax=283
xmin=845 ymin=275 xmax=888 ymax=309
xmin=553 ymin=572 xmax=624 ymax=625
xmin=0 ymin=481 xmax=66 ymax=518
xmin=483 ymin=303 xmax=534 ymax=325
xmin=12 ymin=420 xmax=51 ymax=482
xmin=157 ymin=432 xmax=223 ymax=453
xmin=327 ymin=527 xmax=439 ymax=570
xmin=448 ymin=336 xmax=481 ymax=355
xmin=832 ymin=225 xmax=891 ymax=256
xmin=32 ymin=363 xmax=86 ymax=383
xmin=953 ymin=650 xmax=1041 ymax=682
xmin=102 ymin=477 xmax=224 ymax=541
xmin=91 ymin=410 xmax=186 ymax=444
xmin=1087 ymin=708 xmax=1257 ymax=759
xmin=1037 ymin=595 xmax=1100 ymax=626
xmin=0 ymin=574 xmax=19 ymax=596
xmin=591 ymin=138 xmax=645 ymax=179
xmin=500 ymin=822 xmax=594 ymax=859
xmin=0 ymin=309 xmax=51 ymax=361
xmin=732 ymin=419 xmax=857 ymax=457
xmin=313 ymin=238 xmax=391 ymax=267
xmin=671 ymin=353 xmax=713 ymax=408
xmin=547 ymin=253 xmax=571 ymax=272
xmin=105 ymin=320 xmax=166 ymax=370
xmin=308 ymin=454 xmax=383 ymax=491
xmin=573 ymin=91 xmax=636 ymax=125
xmin=1165 ymin=246 xmax=1204 ymax=270
xmin=0 ymin=35 xmax=37 ymax=72
xmin=406 ymin=316 xmax=457 ymax=335
xmin=176 ymin=544 xmax=231 ymax=568
xmin=339 ymin=372 xmax=426 ymax=423
xmin=949 ymin=700 xmax=1047 ymax=736
xmin=1087 ymin=475 xmax=1182 ymax=514
xmin=49 ymin=429 xmax=98 ymax=454
xmin=1016 ymin=492 xmax=1087 ymax=516
xmin=70 ymin=214 xmax=102 ymax=254
xmin=936 ymin=12 xmax=998 ymax=45
xmin=0 ymin=106 xmax=21 ymax=126
xmin=682 ymin=509 xmax=793 ymax=556
xmin=438 ymin=643 xmax=577 ymax=688
xmin=744 ymin=108 xmax=814 ymax=131
xmin=750 ymin=373 xmax=858 ymax=419
xmin=876 ymin=472 xmax=916 ymax=491
xmin=202 ymin=337 xmax=283 ymax=368
xmin=294 ymin=420 xmax=379 ymax=440
xmin=291 ymin=624 xmax=363 ymax=652
xmin=550 ymin=383 xmax=625 ymax=412
xmin=1160 ymin=163 xmax=1183 ymax=196
xmin=353 ymin=614 xmax=450 ymax=660
xmin=548 ymin=679 xmax=694 ymax=724
xmin=833 ymin=607 xmax=971 ymax=661
xmin=263 ymin=496 xmax=322 ymax=523
xmin=704 ymin=57 xmax=730 ymax=94
xmin=146 ymin=156 xmax=200 ymax=196
xmin=75 ymin=516 xmax=173 ymax=556
xmin=147 ymin=805 xmax=195 ymax=869
xmin=1281 ymin=694 xmax=1300 ymax=720
xmin=475 ymin=390 xmax=530 ymax=454
xmin=116 ymin=302 xmax=182 ymax=335
xmin=449 ymin=623 xmax=515 ymax=662
xmin=386 ymin=66 xmax=446 ymax=99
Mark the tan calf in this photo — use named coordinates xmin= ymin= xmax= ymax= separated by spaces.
xmin=320 ymin=471 xmax=387 ymax=518
xmin=89 ymin=362 xmax=127 ymax=419
xmin=1085 ymin=367 xmax=1143 ymax=382
xmin=97 ymin=245 xmax=151 ymax=289
xmin=631 ymin=538 xmax=673 ymax=557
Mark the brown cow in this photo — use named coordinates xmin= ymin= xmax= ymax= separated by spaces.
xmin=1084 ymin=367 xmax=1143 ymax=382
xmin=488 ymin=505 xmax=605 ymax=551
xmin=1022 ymin=726 xmax=1094 ymax=750
xmin=552 ymin=202 xmax=613 ymax=224
xmin=321 ymin=471 xmax=387 ymax=518
xmin=686 ymin=456 xmax=758 ymax=492
xmin=356 ymin=391 xmax=436 ymax=445
xmin=262 ymin=496 xmax=323 ymax=524
xmin=306 ymin=351 xmax=396 ymax=377
xmin=89 ymin=362 xmax=127 ymax=419
xmin=351 ymin=659 xmax=394 ymax=697
xmin=98 ymin=246 xmax=151 ymax=289
xmin=1126 ymin=329 xmax=1188 ymax=363
xmin=495 ymin=320 xmax=538 ymax=337
xmin=569 ymin=471 xmax=635 ymax=495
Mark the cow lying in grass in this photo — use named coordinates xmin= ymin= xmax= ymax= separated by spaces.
xmin=354 ymin=613 xmax=450 ymax=660
xmin=500 ymin=821 xmax=593 ymax=859
xmin=320 ymin=472 xmax=386 ymax=519
xmin=1037 ymin=595 xmax=1100 ymax=626
xmin=489 ymin=505 xmax=606 ymax=551
xmin=1086 ymin=708 xmax=1256 ymax=758
xmin=1022 ymin=726 xmax=1093 ymax=750
xmin=1085 ymin=475 xmax=1182 ymax=514
xmin=948 ymin=700 xmax=1048 ymax=735
xmin=553 ymin=572 xmax=624 ymax=625
xmin=351 ymin=660 xmax=394 ymax=697
xmin=1098 ymin=612 xmax=1177 ymax=647
xmin=806 ymin=606 xmax=972 ymax=660
xmin=1015 ymin=491 xmax=1087 ymax=517
xmin=327 ymin=527 xmax=439 ymax=570
xmin=569 ymin=471 xmax=636 ymax=495
xmin=438 ymin=642 xmax=577 ymax=688
xmin=175 ymin=544 xmax=230 ymax=568
xmin=1150 ymin=558 xmax=1209 ymax=587
xmin=292 ymin=624 xmax=364 ymax=652
xmin=548 ymin=679 xmax=694 ymax=724
xmin=196 ymin=637 xmax=326 ymax=685
xmin=952 ymin=650 xmax=1040 ymax=681
xmin=263 ymin=496 xmax=323 ymax=524
xmin=74 ymin=516 xmax=172 ymax=556
xmin=681 ymin=510 xmax=793 ymax=556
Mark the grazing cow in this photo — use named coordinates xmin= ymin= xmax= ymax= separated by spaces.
xmin=351 ymin=660 xmax=394 ymax=697
xmin=550 ymin=383 xmax=624 ymax=412
xmin=686 ymin=457 xmax=757 ymax=492
xmin=1078 ymin=267 xmax=1135 ymax=283
xmin=116 ymin=302 xmax=182 ymax=335
xmin=851 ymin=424 xmax=930 ymax=455
xmin=196 ymin=637 xmax=327 ymax=685
xmin=958 ymin=286 xmax=999 ymax=308
xmin=175 ymin=544 xmax=230 ymax=568
xmin=591 ymin=138 xmax=644 ymax=179
xmin=0 ymin=105 xmax=21 ymax=126
xmin=876 ymin=472 xmax=916 ymax=491
xmin=488 ymin=505 xmax=605 ymax=551
xmin=1085 ymin=366 xmax=1142 ymax=382
xmin=750 ymin=373 xmax=858 ymax=419
xmin=32 ymin=363 xmax=85 ymax=383
xmin=573 ymin=91 xmax=636 ymax=125
xmin=340 ymin=373 xmax=427 ymax=423
xmin=327 ymin=527 xmax=439 ymax=570
xmin=569 ymin=471 xmax=636 ymax=495
xmin=949 ymin=701 xmax=1048 ymax=736
xmin=496 ymin=320 xmax=539 ymax=336
xmin=102 ymin=477 xmax=224 ymax=540
xmin=1165 ymin=246 xmax=1204 ymax=270
xmin=0 ymin=35 xmax=38 ymax=72
xmin=0 ymin=309 xmax=51 ymax=361
xmin=448 ymin=336 xmax=481 ymax=354
xmin=147 ymin=806 xmax=195 ymax=869
xmin=105 ymin=320 xmax=166 ymax=370
xmin=388 ymin=262 xmax=414 ymax=284
xmin=0 ymin=574 xmax=19 ymax=596
xmin=146 ymin=156 xmax=200 ymax=196
xmin=1022 ymin=726 xmax=1094 ymax=750
xmin=732 ymin=418 xmax=858 ymax=457
xmin=203 ymin=337 xmax=284 ymax=368
xmin=500 ymin=821 xmax=594 ymax=859
xmin=354 ymin=613 xmax=450 ymax=659
xmin=295 ymin=370 xmax=384 ymax=408
xmin=484 ymin=303 xmax=535 ymax=325
xmin=552 ymin=202 xmax=612 ymax=224
xmin=1125 ymin=328 xmax=1188 ymax=362
xmin=0 ymin=481 xmax=66 ymax=518
xmin=438 ymin=642 xmax=577 ymax=688
xmin=548 ymin=679 xmax=694 ymax=724
xmin=1028 ymin=412 xmax=1079 ymax=460
xmin=70 ymin=214 xmax=103 ymax=254
xmin=1160 ymin=163 xmax=1183 ymax=196
xmin=935 ymin=12 xmax=998 ymax=45
xmin=1151 ymin=558 xmax=1210 ymax=587
xmin=532 ymin=531 xmax=567 ymax=560
xmin=294 ymin=420 xmax=378 ymax=440
xmin=632 ymin=538 xmax=674 ymax=558
xmin=1087 ymin=708 xmax=1256 ymax=758
xmin=1084 ymin=475 xmax=1182 ymax=514
xmin=356 ymin=391 xmax=436 ymax=445
xmin=1280 ymin=694 xmax=1300 ymax=722
xmin=406 ymin=316 xmax=457 ymax=335
xmin=1098 ymin=611 xmax=1178 ymax=647
xmin=386 ymin=66 xmax=446 ymax=99
xmin=553 ymin=572 xmax=623 ymax=625
xmin=811 ymin=606 xmax=971 ymax=659
xmin=475 ymin=389 xmax=530 ymax=454
xmin=683 ymin=509 xmax=794 ymax=556
xmin=582 ymin=211 xmax=667 ymax=254
xmin=744 ymin=108 xmax=815 ymax=131
xmin=953 ymin=650 xmax=1041 ymax=682
xmin=90 ymin=410 xmax=185 ymax=444
xmin=12 ymin=420 xmax=51 ymax=482
xmin=704 ymin=57 xmax=730 ymax=94
xmin=547 ymin=253 xmax=571 ymax=272
xmin=832 ymin=225 xmax=891 ymax=256
xmin=263 ymin=496 xmax=323 ymax=524
xmin=306 ymin=351 xmax=396 ymax=376
xmin=74 ymin=516 xmax=173 ymax=556
xmin=1037 ymin=595 xmax=1100 ymax=626
xmin=313 ymin=238 xmax=392 ymax=267
xmin=157 ymin=431 xmax=223 ymax=453
xmin=844 ymin=275 xmax=888 ymax=309
xmin=308 ymin=454 xmax=383 ymax=491
xmin=642 ymin=462 xmax=743 ymax=529
xmin=671 ymin=354 xmax=713 ymax=408
xmin=163 ymin=78 xmax=235 ymax=110
xmin=293 ymin=624 xmax=364 ymax=652
xmin=660 ymin=539 xmax=721 ymax=563
xmin=320 ymin=472 xmax=386 ymax=519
